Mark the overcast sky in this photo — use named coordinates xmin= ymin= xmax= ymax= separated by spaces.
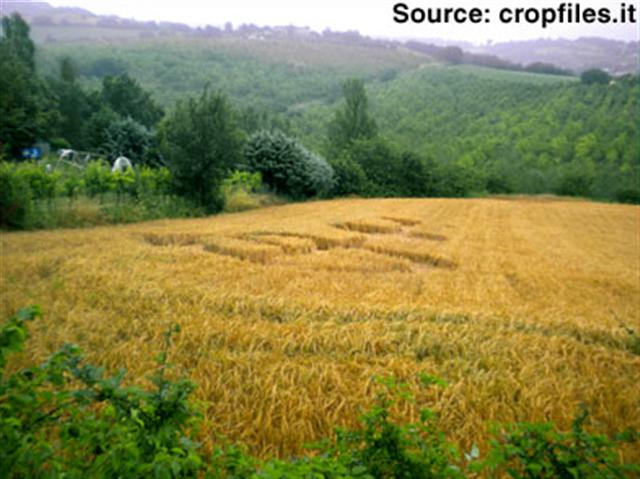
xmin=38 ymin=0 xmax=640 ymax=44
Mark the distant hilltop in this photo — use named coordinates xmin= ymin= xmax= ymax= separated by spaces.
xmin=470 ymin=37 xmax=639 ymax=77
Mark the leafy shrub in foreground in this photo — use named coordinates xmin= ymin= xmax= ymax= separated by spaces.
xmin=477 ymin=408 xmax=639 ymax=478
xmin=0 ymin=308 xmax=203 ymax=478
xmin=329 ymin=375 xmax=464 ymax=479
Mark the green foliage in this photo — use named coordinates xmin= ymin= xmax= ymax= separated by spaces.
xmin=84 ymin=105 xmax=120 ymax=151
xmin=102 ymin=116 xmax=155 ymax=163
xmin=0 ymin=163 xmax=33 ymax=229
xmin=327 ymin=79 xmax=378 ymax=154
xmin=6 ymin=13 xmax=637 ymax=203
xmin=101 ymin=73 xmax=164 ymax=128
xmin=111 ymin=168 xmax=137 ymax=201
xmin=239 ymin=106 xmax=292 ymax=136
xmin=615 ymin=187 xmax=640 ymax=205
xmin=16 ymin=162 xmax=59 ymax=202
xmin=304 ymin=149 xmax=336 ymax=198
xmin=0 ymin=14 xmax=57 ymax=157
xmin=0 ymin=161 xmax=185 ymax=230
xmin=84 ymin=160 xmax=114 ymax=198
xmin=1 ymin=13 xmax=35 ymax=71
xmin=478 ymin=406 xmax=640 ymax=478
xmin=61 ymin=173 xmax=83 ymax=203
xmin=159 ymin=87 xmax=243 ymax=212
xmin=329 ymin=155 xmax=369 ymax=197
xmin=581 ymin=69 xmax=612 ymax=85
xmin=222 ymin=170 xmax=263 ymax=194
xmin=50 ymin=57 xmax=92 ymax=148
xmin=345 ymin=137 xmax=402 ymax=197
xmin=83 ymin=57 xmax=128 ymax=78
xmin=0 ymin=308 xmax=203 ymax=478
xmin=38 ymin=36 xmax=425 ymax=111
xmin=245 ymin=130 xmax=334 ymax=199
xmin=556 ymin=164 xmax=594 ymax=198
xmin=299 ymin=67 xmax=638 ymax=201
xmin=135 ymin=165 xmax=171 ymax=198
xmin=342 ymin=138 xmax=440 ymax=198
xmin=330 ymin=374 xmax=464 ymax=479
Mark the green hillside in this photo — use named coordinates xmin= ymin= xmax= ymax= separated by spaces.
xmin=33 ymin=33 xmax=640 ymax=201
xmin=292 ymin=65 xmax=637 ymax=196
xmin=37 ymin=34 xmax=430 ymax=110
xmin=2 ymin=4 xmax=637 ymax=204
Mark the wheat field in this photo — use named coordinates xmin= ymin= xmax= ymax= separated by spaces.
xmin=1 ymin=198 xmax=639 ymax=461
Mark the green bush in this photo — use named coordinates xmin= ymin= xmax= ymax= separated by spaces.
xmin=222 ymin=170 xmax=263 ymax=194
xmin=61 ymin=174 xmax=84 ymax=203
xmin=329 ymin=155 xmax=369 ymax=197
xmin=556 ymin=168 xmax=593 ymax=198
xmin=303 ymin=149 xmax=335 ymax=198
xmin=0 ymin=163 xmax=33 ymax=229
xmin=615 ymin=187 xmax=640 ymax=205
xmin=581 ymin=69 xmax=612 ymax=85
xmin=478 ymin=407 xmax=639 ymax=478
xmin=16 ymin=162 xmax=59 ymax=202
xmin=135 ymin=166 xmax=172 ymax=198
xmin=101 ymin=116 xmax=155 ymax=163
xmin=221 ymin=171 xmax=263 ymax=212
xmin=345 ymin=137 xmax=403 ymax=197
xmin=83 ymin=160 xmax=115 ymax=199
xmin=245 ymin=130 xmax=334 ymax=199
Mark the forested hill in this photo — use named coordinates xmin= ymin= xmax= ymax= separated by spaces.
xmin=35 ymin=37 xmax=428 ymax=111
xmin=4 ymin=2 xmax=639 ymax=203
xmin=293 ymin=66 xmax=638 ymax=199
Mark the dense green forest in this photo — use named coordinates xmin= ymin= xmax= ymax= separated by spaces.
xmin=295 ymin=66 xmax=639 ymax=199
xmin=24 ymin=14 xmax=638 ymax=204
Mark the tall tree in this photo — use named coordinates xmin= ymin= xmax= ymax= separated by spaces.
xmin=0 ymin=14 xmax=55 ymax=157
xmin=327 ymin=78 xmax=377 ymax=154
xmin=159 ymin=87 xmax=243 ymax=211
xmin=1 ymin=14 xmax=35 ymax=71
xmin=52 ymin=57 xmax=91 ymax=148
xmin=101 ymin=74 xmax=164 ymax=128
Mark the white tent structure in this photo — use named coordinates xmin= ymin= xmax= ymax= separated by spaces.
xmin=111 ymin=156 xmax=133 ymax=173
